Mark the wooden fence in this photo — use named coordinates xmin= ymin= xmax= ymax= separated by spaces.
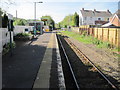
xmin=71 ymin=26 xmax=120 ymax=47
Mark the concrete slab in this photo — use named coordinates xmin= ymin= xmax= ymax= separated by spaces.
xmin=2 ymin=32 xmax=52 ymax=88
xmin=33 ymin=33 xmax=54 ymax=88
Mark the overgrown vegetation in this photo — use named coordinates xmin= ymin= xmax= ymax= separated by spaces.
xmin=3 ymin=42 xmax=16 ymax=55
xmin=16 ymin=33 xmax=32 ymax=37
xmin=14 ymin=33 xmax=32 ymax=41
xmin=60 ymin=31 xmax=120 ymax=52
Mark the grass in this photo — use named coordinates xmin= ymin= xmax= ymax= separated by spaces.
xmin=60 ymin=30 xmax=120 ymax=52
xmin=62 ymin=31 xmax=93 ymax=44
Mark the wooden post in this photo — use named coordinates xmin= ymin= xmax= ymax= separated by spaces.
xmin=102 ymin=28 xmax=104 ymax=40
xmin=107 ymin=28 xmax=109 ymax=42
xmin=97 ymin=28 xmax=98 ymax=38
xmin=115 ymin=28 xmax=117 ymax=45
xmin=93 ymin=28 xmax=94 ymax=36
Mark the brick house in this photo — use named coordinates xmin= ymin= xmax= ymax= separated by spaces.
xmin=79 ymin=8 xmax=112 ymax=26
xmin=109 ymin=9 xmax=120 ymax=26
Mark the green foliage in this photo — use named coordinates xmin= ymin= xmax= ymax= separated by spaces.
xmin=0 ymin=8 xmax=3 ymax=27
xmin=2 ymin=14 xmax=8 ymax=28
xmin=13 ymin=18 xmax=27 ymax=26
xmin=74 ymin=12 xmax=79 ymax=27
xmin=41 ymin=15 xmax=55 ymax=29
xmin=61 ymin=31 xmax=116 ymax=49
xmin=58 ymin=12 xmax=79 ymax=28
xmin=16 ymin=33 xmax=32 ymax=37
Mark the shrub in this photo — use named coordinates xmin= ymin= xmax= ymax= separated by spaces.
xmin=16 ymin=33 xmax=31 ymax=37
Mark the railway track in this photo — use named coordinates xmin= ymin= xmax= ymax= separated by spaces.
xmin=57 ymin=34 xmax=80 ymax=90
xmin=57 ymin=34 xmax=119 ymax=90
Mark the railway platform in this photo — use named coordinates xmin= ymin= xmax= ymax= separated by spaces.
xmin=2 ymin=31 xmax=65 ymax=89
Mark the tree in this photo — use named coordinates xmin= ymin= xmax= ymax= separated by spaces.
xmin=58 ymin=12 xmax=79 ymax=28
xmin=2 ymin=14 xmax=8 ymax=28
xmin=13 ymin=18 xmax=27 ymax=26
xmin=0 ymin=8 xmax=3 ymax=28
xmin=73 ymin=12 xmax=79 ymax=27
xmin=41 ymin=15 xmax=55 ymax=29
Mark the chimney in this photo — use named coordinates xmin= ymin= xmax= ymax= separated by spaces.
xmin=82 ymin=8 xmax=84 ymax=10
xmin=94 ymin=9 xmax=96 ymax=11
xmin=107 ymin=9 xmax=110 ymax=13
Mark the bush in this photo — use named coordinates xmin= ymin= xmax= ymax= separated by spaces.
xmin=15 ymin=33 xmax=32 ymax=41
xmin=16 ymin=33 xmax=31 ymax=37
xmin=82 ymin=31 xmax=87 ymax=36
xmin=2 ymin=14 xmax=8 ymax=28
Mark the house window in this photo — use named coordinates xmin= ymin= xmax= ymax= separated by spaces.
xmin=90 ymin=17 xmax=92 ymax=20
xmin=84 ymin=17 xmax=87 ymax=20
xmin=98 ymin=18 xmax=101 ymax=20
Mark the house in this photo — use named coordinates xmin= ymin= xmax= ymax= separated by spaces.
xmin=109 ymin=9 xmax=120 ymax=26
xmin=79 ymin=8 xmax=112 ymax=26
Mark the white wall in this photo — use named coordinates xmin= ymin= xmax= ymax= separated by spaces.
xmin=83 ymin=16 xmax=95 ymax=25
xmin=0 ymin=26 xmax=34 ymax=53
xmin=13 ymin=26 xmax=33 ymax=36
xmin=0 ymin=28 xmax=14 ymax=53
xmin=0 ymin=29 xmax=2 ymax=53
xmin=2 ymin=28 xmax=13 ymax=46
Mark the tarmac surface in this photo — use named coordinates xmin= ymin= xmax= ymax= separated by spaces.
xmin=2 ymin=32 xmax=59 ymax=89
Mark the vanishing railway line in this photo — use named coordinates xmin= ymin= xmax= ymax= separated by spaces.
xmin=57 ymin=34 xmax=119 ymax=90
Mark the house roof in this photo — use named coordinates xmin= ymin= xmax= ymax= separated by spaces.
xmin=111 ymin=9 xmax=120 ymax=19
xmin=80 ymin=10 xmax=94 ymax=17
xmin=101 ymin=22 xmax=117 ymax=27
xmin=80 ymin=9 xmax=112 ymax=17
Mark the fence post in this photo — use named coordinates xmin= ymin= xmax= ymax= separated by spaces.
xmin=93 ymin=28 xmax=94 ymax=36
xmin=102 ymin=28 xmax=104 ymax=40
xmin=115 ymin=28 xmax=117 ymax=45
xmin=97 ymin=28 xmax=98 ymax=38
xmin=107 ymin=28 xmax=109 ymax=42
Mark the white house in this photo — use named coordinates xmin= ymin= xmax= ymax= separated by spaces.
xmin=79 ymin=8 xmax=112 ymax=26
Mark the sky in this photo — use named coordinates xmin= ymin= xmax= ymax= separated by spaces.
xmin=0 ymin=0 xmax=119 ymax=23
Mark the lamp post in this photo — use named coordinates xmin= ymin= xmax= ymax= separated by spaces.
xmin=34 ymin=1 xmax=43 ymax=37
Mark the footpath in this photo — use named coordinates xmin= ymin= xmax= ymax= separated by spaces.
xmin=2 ymin=32 xmax=64 ymax=89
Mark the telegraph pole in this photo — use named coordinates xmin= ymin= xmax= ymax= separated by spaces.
xmin=16 ymin=10 xmax=17 ymax=19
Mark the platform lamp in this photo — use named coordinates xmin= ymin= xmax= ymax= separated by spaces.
xmin=34 ymin=1 xmax=43 ymax=37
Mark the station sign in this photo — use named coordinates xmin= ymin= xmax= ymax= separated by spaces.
xmin=41 ymin=18 xmax=48 ymax=21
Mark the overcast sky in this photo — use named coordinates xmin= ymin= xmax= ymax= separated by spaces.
xmin=0 ymin=0 xmax=119 ymax=23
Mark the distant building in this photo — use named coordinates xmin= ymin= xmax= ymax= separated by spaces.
xmin=28 ymin=21 xmax=44 ymax=31
xmin=109 ymin=9 xmax=120 ymax=26
xmin=79 ymin=8 xmax=112 ymax=26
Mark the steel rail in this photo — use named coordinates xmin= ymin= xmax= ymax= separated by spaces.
xmin=65 ymin=37 xmax=118 ymax=90
xmin=57 ymin=35 xmax=80 ymax=90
